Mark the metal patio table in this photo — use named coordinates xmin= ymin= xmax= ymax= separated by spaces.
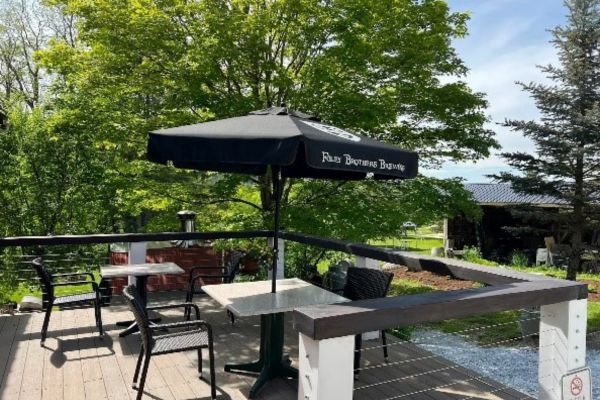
xmin=203 ymin=278 xmax=348 ymax=398
xmin=101 ymin=262 xmax=185 ymax=337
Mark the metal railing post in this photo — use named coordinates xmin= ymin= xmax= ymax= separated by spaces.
xmin=538 ymin=299 xmax=588 ymax=400
xmin=298 ymin=333 xmax=354 ymax=400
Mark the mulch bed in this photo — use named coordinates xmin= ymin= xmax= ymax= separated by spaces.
xmin=391 ymin=266 xmax=600 ymax=301
xmin=389 ymin=265 xmax=477 ymax=291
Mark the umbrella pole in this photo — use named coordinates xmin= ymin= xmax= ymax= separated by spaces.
xmin=271 ymin=166 xmax=282 ymax=293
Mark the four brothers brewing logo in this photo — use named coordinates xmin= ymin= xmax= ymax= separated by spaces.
xmin=300 ymin=120 xmax=407 ymax=174
xmin=321 ymin=151 xmax=405 ymax=173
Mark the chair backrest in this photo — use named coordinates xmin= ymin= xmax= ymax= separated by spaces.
xmin=32 ymin=258 xmax=54 ymax=300
xmin=122 ymin=285 xmax=153 ymax=351
xmin=224 ymin=250 xmax=244 ymax=283
xmin=342 ymin=267 xmax=393 ymax=301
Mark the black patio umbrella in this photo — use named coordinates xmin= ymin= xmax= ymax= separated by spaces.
xmin=147 ymin=106 xmax=418 ymax=292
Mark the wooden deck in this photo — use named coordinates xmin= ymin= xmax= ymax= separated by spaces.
xmin=0 ymin=291 xmax=533 ymax=400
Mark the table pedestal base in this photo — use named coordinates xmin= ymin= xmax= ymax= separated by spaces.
xmin=225 ymin=313 xmax=297 ymax=398
xmin=115 ymin=276 xmax=163 ymax=337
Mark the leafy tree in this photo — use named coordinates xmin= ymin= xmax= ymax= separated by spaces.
xmin=0 ymin=0 xmax=106 ymax=237
xmin=0 ymin=104 xmax=113 ymax=236
xmin=31 ymin=0 xmax=494 ymax=241
xmin=497 ymin=0 xmax=600 ymax=280
xmin=0 ymin=0 xmax=75 ymax=125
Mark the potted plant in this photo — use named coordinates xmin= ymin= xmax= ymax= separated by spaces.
xmin=241 ymin=247 xmax=263 ymax=274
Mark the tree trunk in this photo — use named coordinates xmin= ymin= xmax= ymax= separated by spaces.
xmin=567 ymin=228 xmax=582 ymax=281
xmin=568 ymin=154 xmax=585 ymax=281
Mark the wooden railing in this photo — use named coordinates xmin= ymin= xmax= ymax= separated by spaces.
xmin=0 ymin=230 xmax=590 ymax=400
xmin=281 ymin=232 xmax=588 ymax=400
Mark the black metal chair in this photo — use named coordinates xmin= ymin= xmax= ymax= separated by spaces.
xmin=342 ymin=267 xmax=393 ymax=373
xmin=122 ymin=284 xmax=216 ymax=400
xmin=32 ymin=257 xmax=104 ymax=346
xmin=185 ymin=250 xmax=243 ymax=323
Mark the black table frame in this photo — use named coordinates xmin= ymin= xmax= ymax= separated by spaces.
xmin=115 ymin=275 xmax=162 ymax=337
xmin=224 ymin=312 xmax=297 ymax=398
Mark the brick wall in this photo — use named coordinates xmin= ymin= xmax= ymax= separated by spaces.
xmin=108 ymin=245 xmax=222 ymax=294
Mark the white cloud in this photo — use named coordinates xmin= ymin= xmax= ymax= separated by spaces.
xmin=425 ymin=1 xmax=568 ymax=182
xmin=428 ymin=26 xmax=559 ymax=182
xmin=485 ymin=17 xmax=538 ymax=53
xmin=467 ymin=44 xmax=557 ymax=120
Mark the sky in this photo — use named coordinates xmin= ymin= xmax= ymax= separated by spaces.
xmin=423 ymin=0 xmax=568 ymax=182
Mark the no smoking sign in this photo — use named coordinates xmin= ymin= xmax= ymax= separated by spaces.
xmin=562 ymin=368 xmax=592 ymax=400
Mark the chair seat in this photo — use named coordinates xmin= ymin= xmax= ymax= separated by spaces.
xmin=152 ymin=329 xmax=209 ymax=355
xmin=55 ymin=292 xmax=97 ymax=304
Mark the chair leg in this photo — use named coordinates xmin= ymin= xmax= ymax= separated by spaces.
xmin=197 ymin=348 xmax=203 ymax=378
xmin=136 ymin=352 xmax=151 ymax=400
xmin=41 ymin=302 xmax=53 ymax=346
xmin=208 ymin=343 xmax=216 ymax=399
xmin=185 ymin=287 xmax=193 ymax=321
xmin=132 ymin=347 xmax=144 ymax=388
xmin=381 ymin=330 xmax=388 ymax=360
xmin=95 ymin=300 xmax=104 ymax=336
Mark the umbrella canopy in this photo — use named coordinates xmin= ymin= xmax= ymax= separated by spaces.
xmin=148 ymin=107 xmax=418 ymax=180
xmin=147 ymin=107 xmax=419 ymax=293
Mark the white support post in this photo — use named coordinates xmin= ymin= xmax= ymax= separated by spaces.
xmin=298 ymin=333 xmax=354 ymax=400
xmin=355 ymin=255 xmax=380 ymax=340
xmin=268 ymin=238 xmax=285 ymax=280
xmin=443 ymin=218 xmax=449 ymax=248
xmin=128 ymin=242 xmax=147 ymax=285
xmin=355 ymin=255 xmax=379 ymax=270
xmin=538 ymin=299 xmax=587 ymax=400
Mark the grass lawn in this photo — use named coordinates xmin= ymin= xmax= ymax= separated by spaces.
xmin=5 ymin=272 xmax=102 ymax=304
xmin=463 ymin=261 xmax=600 ymax=331
xmin=370 ymin=235 xmax=443 ymax=254
xmin=588 ymin=301 xmax=600 ymax=332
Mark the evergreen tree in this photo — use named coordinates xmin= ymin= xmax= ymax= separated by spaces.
xmin=497 ymin=0 xmax=600 ymax=280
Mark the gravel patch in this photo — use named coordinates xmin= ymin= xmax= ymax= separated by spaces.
xmin=412 ymin=329 xmax=600 ymax=399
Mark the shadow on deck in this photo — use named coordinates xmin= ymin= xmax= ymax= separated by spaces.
xmin=0 ymin=291 xmax=533 ymax=400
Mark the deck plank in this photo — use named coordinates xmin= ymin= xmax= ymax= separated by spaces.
xmin=1 ymin=315 xmax=31 ymax=399
xmin=63 ymin=308 xmax=88 ymax=400
xmin=42 ymin=311 xmax=64 ymax=400
xmin=0 ymin=313 xmax=23 ymax=394
xmin=19 ymin=312 xmax=45 ymax=400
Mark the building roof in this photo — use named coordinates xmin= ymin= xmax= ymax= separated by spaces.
xmin=464 ymin=183 xmax=566 ymax=207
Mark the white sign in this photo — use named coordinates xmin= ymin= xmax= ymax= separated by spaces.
xmin=562 ymin=368 xmax=592 ymax=400
xmin=301 ymin=120 xmax=362 ymax=142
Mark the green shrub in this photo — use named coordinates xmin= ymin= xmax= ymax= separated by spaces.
xmin=462 ymin=246 xmax=482 ymax=262
xmin=460 ymin=246 xmax=499 ymax=266
xmin=510 ymin=250 xmax=529 ymax=268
